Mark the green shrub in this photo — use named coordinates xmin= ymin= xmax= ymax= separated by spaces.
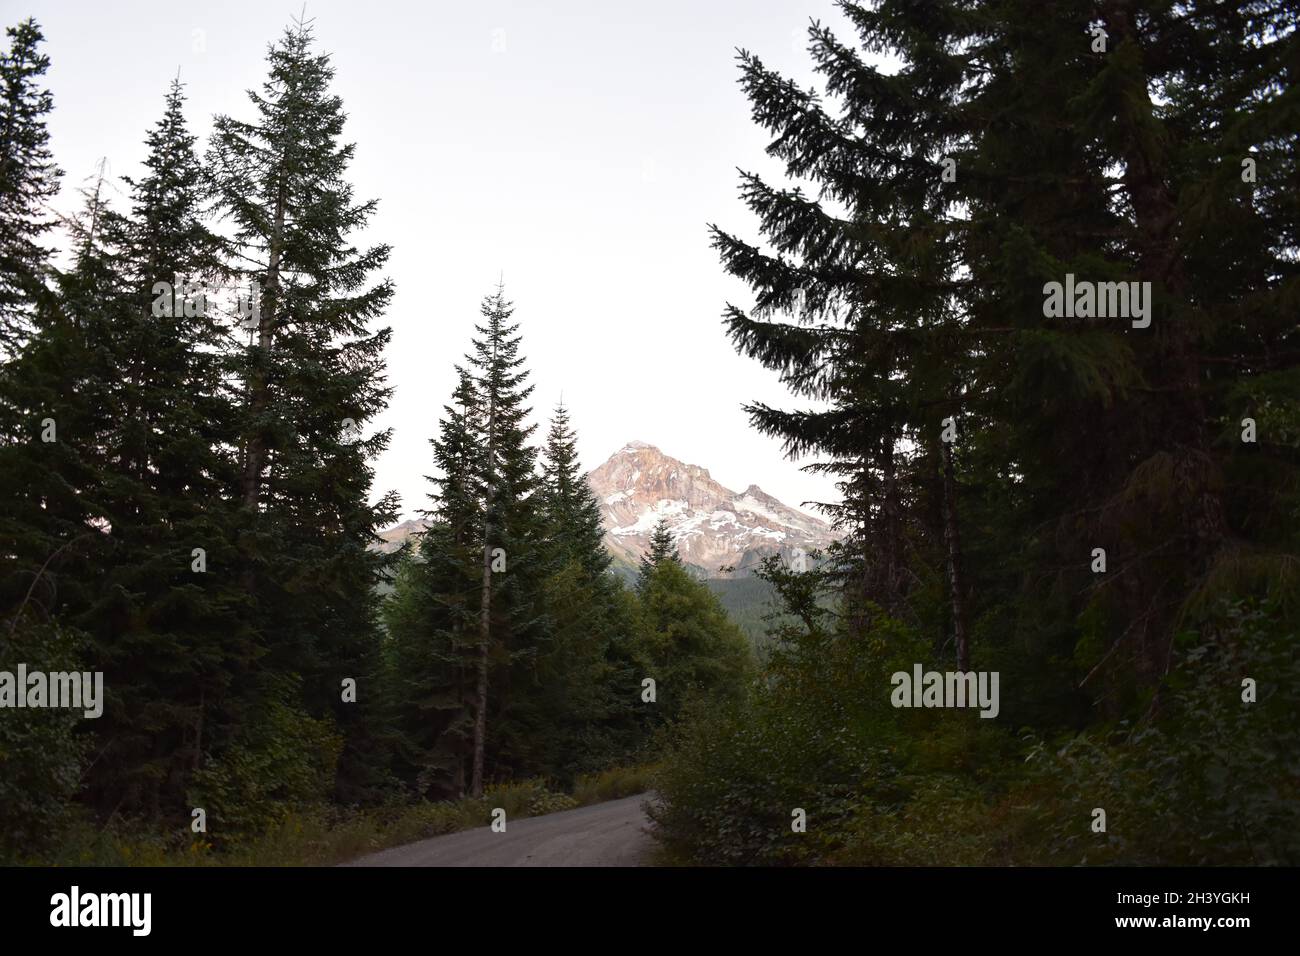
xmin=650 ymin=591 xmax=1297 ymax=866
xmin=649 ymin=692 xmax=869 ymax=865
xmin=188 ymin=686 xmax=342 ymax=848
xmin=485 ymin=778 xmax=578 ymax=817
xmin=0 ymin=621 xmax=92 ymax=863
xmin=1022 ymin=598 xmax=1300 ymax=865
xmin=572 ymin=764 xmax=656 ymax=806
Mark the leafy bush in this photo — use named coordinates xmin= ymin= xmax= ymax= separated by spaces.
xmin=1021 ymin=598 xmax=1300 ymax=865
xmin=649 ymin=693 xmax=861 ymax=865
xmin=0 ymin=621 xmax=92 ymax=863
xmin=188 ymin=685 xmax=342 ymax=848
xmin=652 ymin=590 xmax=1299 ymax=866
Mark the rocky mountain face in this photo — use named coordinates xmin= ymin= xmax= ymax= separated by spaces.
xmin=375 ymin=518 xmax=426 ymax=554
xmin=376 ymin=441 xmax=837 ymax=577
xmin=586 ymin=441 xmax=836 ymax=577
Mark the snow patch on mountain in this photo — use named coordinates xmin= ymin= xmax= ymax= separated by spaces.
xmin=375 ymin=443 xmax=839 ymax=577
xmin=587 ymin=442 xmax=837 ymax=577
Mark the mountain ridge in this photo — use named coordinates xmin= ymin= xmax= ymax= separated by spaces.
xmin=376 ymin=442 xmax=837 ymax=578
xmin=587 ymin=442 xmax=835 ymax=577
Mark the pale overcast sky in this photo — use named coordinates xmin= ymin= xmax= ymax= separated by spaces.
xmin=10 ymin=0 xmax=866 ymax=522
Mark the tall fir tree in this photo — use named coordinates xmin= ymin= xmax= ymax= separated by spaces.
xmin=712 ymin=0 xmax=1298 ymax=715
xmin=650 ymin=0 xmax=1299 ymax=867
xmin=74 ymin=79 xmax=252 ymax=817
xmin=0 ymin=166 xmax=115 ymax=641
xmin=0 ymin=170 xmax=118 ymax=853
xmin=207 ymin=14 xmax=398 ymax=804
xmin=464 ymin=283 xmax=542 ymax=794
xmin=0 ymin=18 xmax=60 ymax=355
xmin=384 ymin=368 xmax=483 ymax=798
xmin=533 ymin=403 xmax=630 ymax=777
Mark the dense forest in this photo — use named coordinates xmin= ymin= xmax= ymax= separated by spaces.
xmin=1 ymin=0 xmax=1296 ymax=869
xmin=651 ymin=0 xmax=1299 ymax=865
xmin=0 ymin=15 xmax=748 ymax=863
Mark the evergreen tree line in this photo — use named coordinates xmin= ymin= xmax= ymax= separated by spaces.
xmin=0 ymin=15 xmax=749 ymax=860
xmin=382 ymin=294 xmax=750 ymax=800
xmin=0 ymin=14 xmax=397 ymax=856
xmin=653 ymin=0 xmax=1299 ymax=865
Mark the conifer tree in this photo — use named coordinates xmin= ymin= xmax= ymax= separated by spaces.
xmin=207 ymin=14 xmax=398 ymax=803
xmin=635 ymin=559 xmax=751 ymax=726
xmin=384 ymin=368 xmax=483 ymax=797
xmin=464 ymin=283 xmax=540 ymax=795
xmin=639 ymin=517 xmax=679 ymax=584
xmin=539 ymin=402 xmax=610 ymax=578
xmin=0 ymin=20 xmax=70 ymax=644
xmin=1 ymin=163 xmax=129 ymax=626
xmin=0 ymin=18 xmax=60 ymax=355
xmin=75 ymin=80 xmax=250 ymax=816
xmin=713 ymin=0 xmax=1298 ymax=699
xmin=2 ymin=92 xmax=244 ymax=816
xmin=0 ymin=173 xmax=117 ymax=838
xmin=532 ymin=403 xmax=628 ymax=777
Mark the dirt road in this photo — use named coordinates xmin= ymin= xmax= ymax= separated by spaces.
xmin=344 ymin=793 xmax=654 ymax=867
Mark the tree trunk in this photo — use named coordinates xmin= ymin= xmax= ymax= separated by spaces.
xmin=471 ymin=511 xmax=491 ymax=798
xmin=941 ymin=440 xmax=970 ymax=672
xmin=193 ymin=686 xmax=204 ymax=771
xmin=1101 ymin=1 xmax=1228 ymax=553
xmin=1101 ymin=1 xmax=1230 ymax=680
xmin=240 ymin=184 xmax=286 ymax=512
xmin=880 ymin=426 xmax=903 ymax=607
xmin=470 ymin=353 xmax=497 ymax=799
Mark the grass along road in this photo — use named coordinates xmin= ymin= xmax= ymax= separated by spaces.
xmin=343 ymin=794 xmax=654 ymax=867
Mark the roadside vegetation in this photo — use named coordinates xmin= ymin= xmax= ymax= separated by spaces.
xmin=27 ymin=765 xmax=656 ymax=867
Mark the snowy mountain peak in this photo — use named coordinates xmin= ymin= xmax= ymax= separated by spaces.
xmin=375 ymin=443 xmax=838 ymax=576
xmin=587 ymin=442 xmax=836 ymax=577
